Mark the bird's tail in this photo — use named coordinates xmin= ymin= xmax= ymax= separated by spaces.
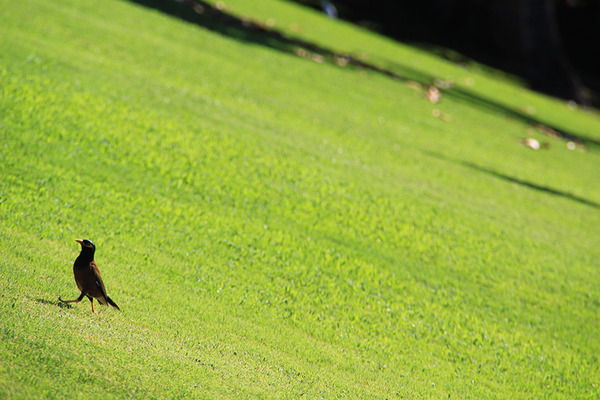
xmin=106 ymin=296 xmax=120 ymax=311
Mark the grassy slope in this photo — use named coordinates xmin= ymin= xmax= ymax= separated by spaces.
xmin=1 ymin=0 xmax=600 ymax=398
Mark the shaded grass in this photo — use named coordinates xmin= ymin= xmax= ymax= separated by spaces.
xmin=1 ymin=0 xmax=600 ymax=398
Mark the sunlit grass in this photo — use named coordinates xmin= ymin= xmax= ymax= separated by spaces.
xmin=1 ymin=0 xmax=600 ymax=398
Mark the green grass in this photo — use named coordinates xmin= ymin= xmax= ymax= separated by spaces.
xmin=1 ymin=0 xmax=600 ymax=398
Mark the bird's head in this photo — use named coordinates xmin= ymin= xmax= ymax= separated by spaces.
xmin=75 ymin=239 xmax=95 ymax=251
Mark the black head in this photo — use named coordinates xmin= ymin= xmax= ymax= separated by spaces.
xmin=75 ymin=239 xmax=95 ymax=252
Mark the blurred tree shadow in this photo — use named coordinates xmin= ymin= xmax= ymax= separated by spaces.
xmin=422 ymin=150 xmax=600 ymax=209
xmin=128 ymin=0 xmax=599 ymax=150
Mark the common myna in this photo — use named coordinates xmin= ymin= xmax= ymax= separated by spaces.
xmin=59 ymin=239 xmax=120 ymax=314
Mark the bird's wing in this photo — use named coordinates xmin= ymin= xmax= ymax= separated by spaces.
xmin=90 ymin=261 xmax=109 ymax=298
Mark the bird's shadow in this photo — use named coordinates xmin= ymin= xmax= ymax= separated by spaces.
xmin=32 ymin=297 xmax=73 ymax=309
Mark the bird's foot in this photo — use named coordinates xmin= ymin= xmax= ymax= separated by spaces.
xmin=58 ymin=297 xmax=79 ymax=304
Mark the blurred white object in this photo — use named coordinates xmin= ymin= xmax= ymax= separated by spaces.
xmin=321 ymin=0 xmax=338 ymax=18
xmin=522 ymin=138 xmax=540 ymax=150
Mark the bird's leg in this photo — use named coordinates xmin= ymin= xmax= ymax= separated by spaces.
xmin=58 ymin=291 xmax=86 ymax=304
xmin=89 ymin=297 xmax=100 ymax=314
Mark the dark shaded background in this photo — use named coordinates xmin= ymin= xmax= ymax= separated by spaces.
xmin=293 ymin=0 xmax=600 ymax=107
xmin=127 ymin=0 xmax=600 ymax=149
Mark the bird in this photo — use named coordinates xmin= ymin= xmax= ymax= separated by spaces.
xmin=59 ymin=239 xmax=120 ymax=314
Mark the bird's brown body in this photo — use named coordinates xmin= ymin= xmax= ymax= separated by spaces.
xmin=59 ymin=239 xmax=120 ymax=313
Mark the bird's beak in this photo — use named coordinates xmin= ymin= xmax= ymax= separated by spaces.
xmin=75 ymin=239 xmax=83 ymax=244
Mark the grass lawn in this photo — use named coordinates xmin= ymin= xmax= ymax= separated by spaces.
xmin=1 ymin=0 xmax=600 ymax=398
